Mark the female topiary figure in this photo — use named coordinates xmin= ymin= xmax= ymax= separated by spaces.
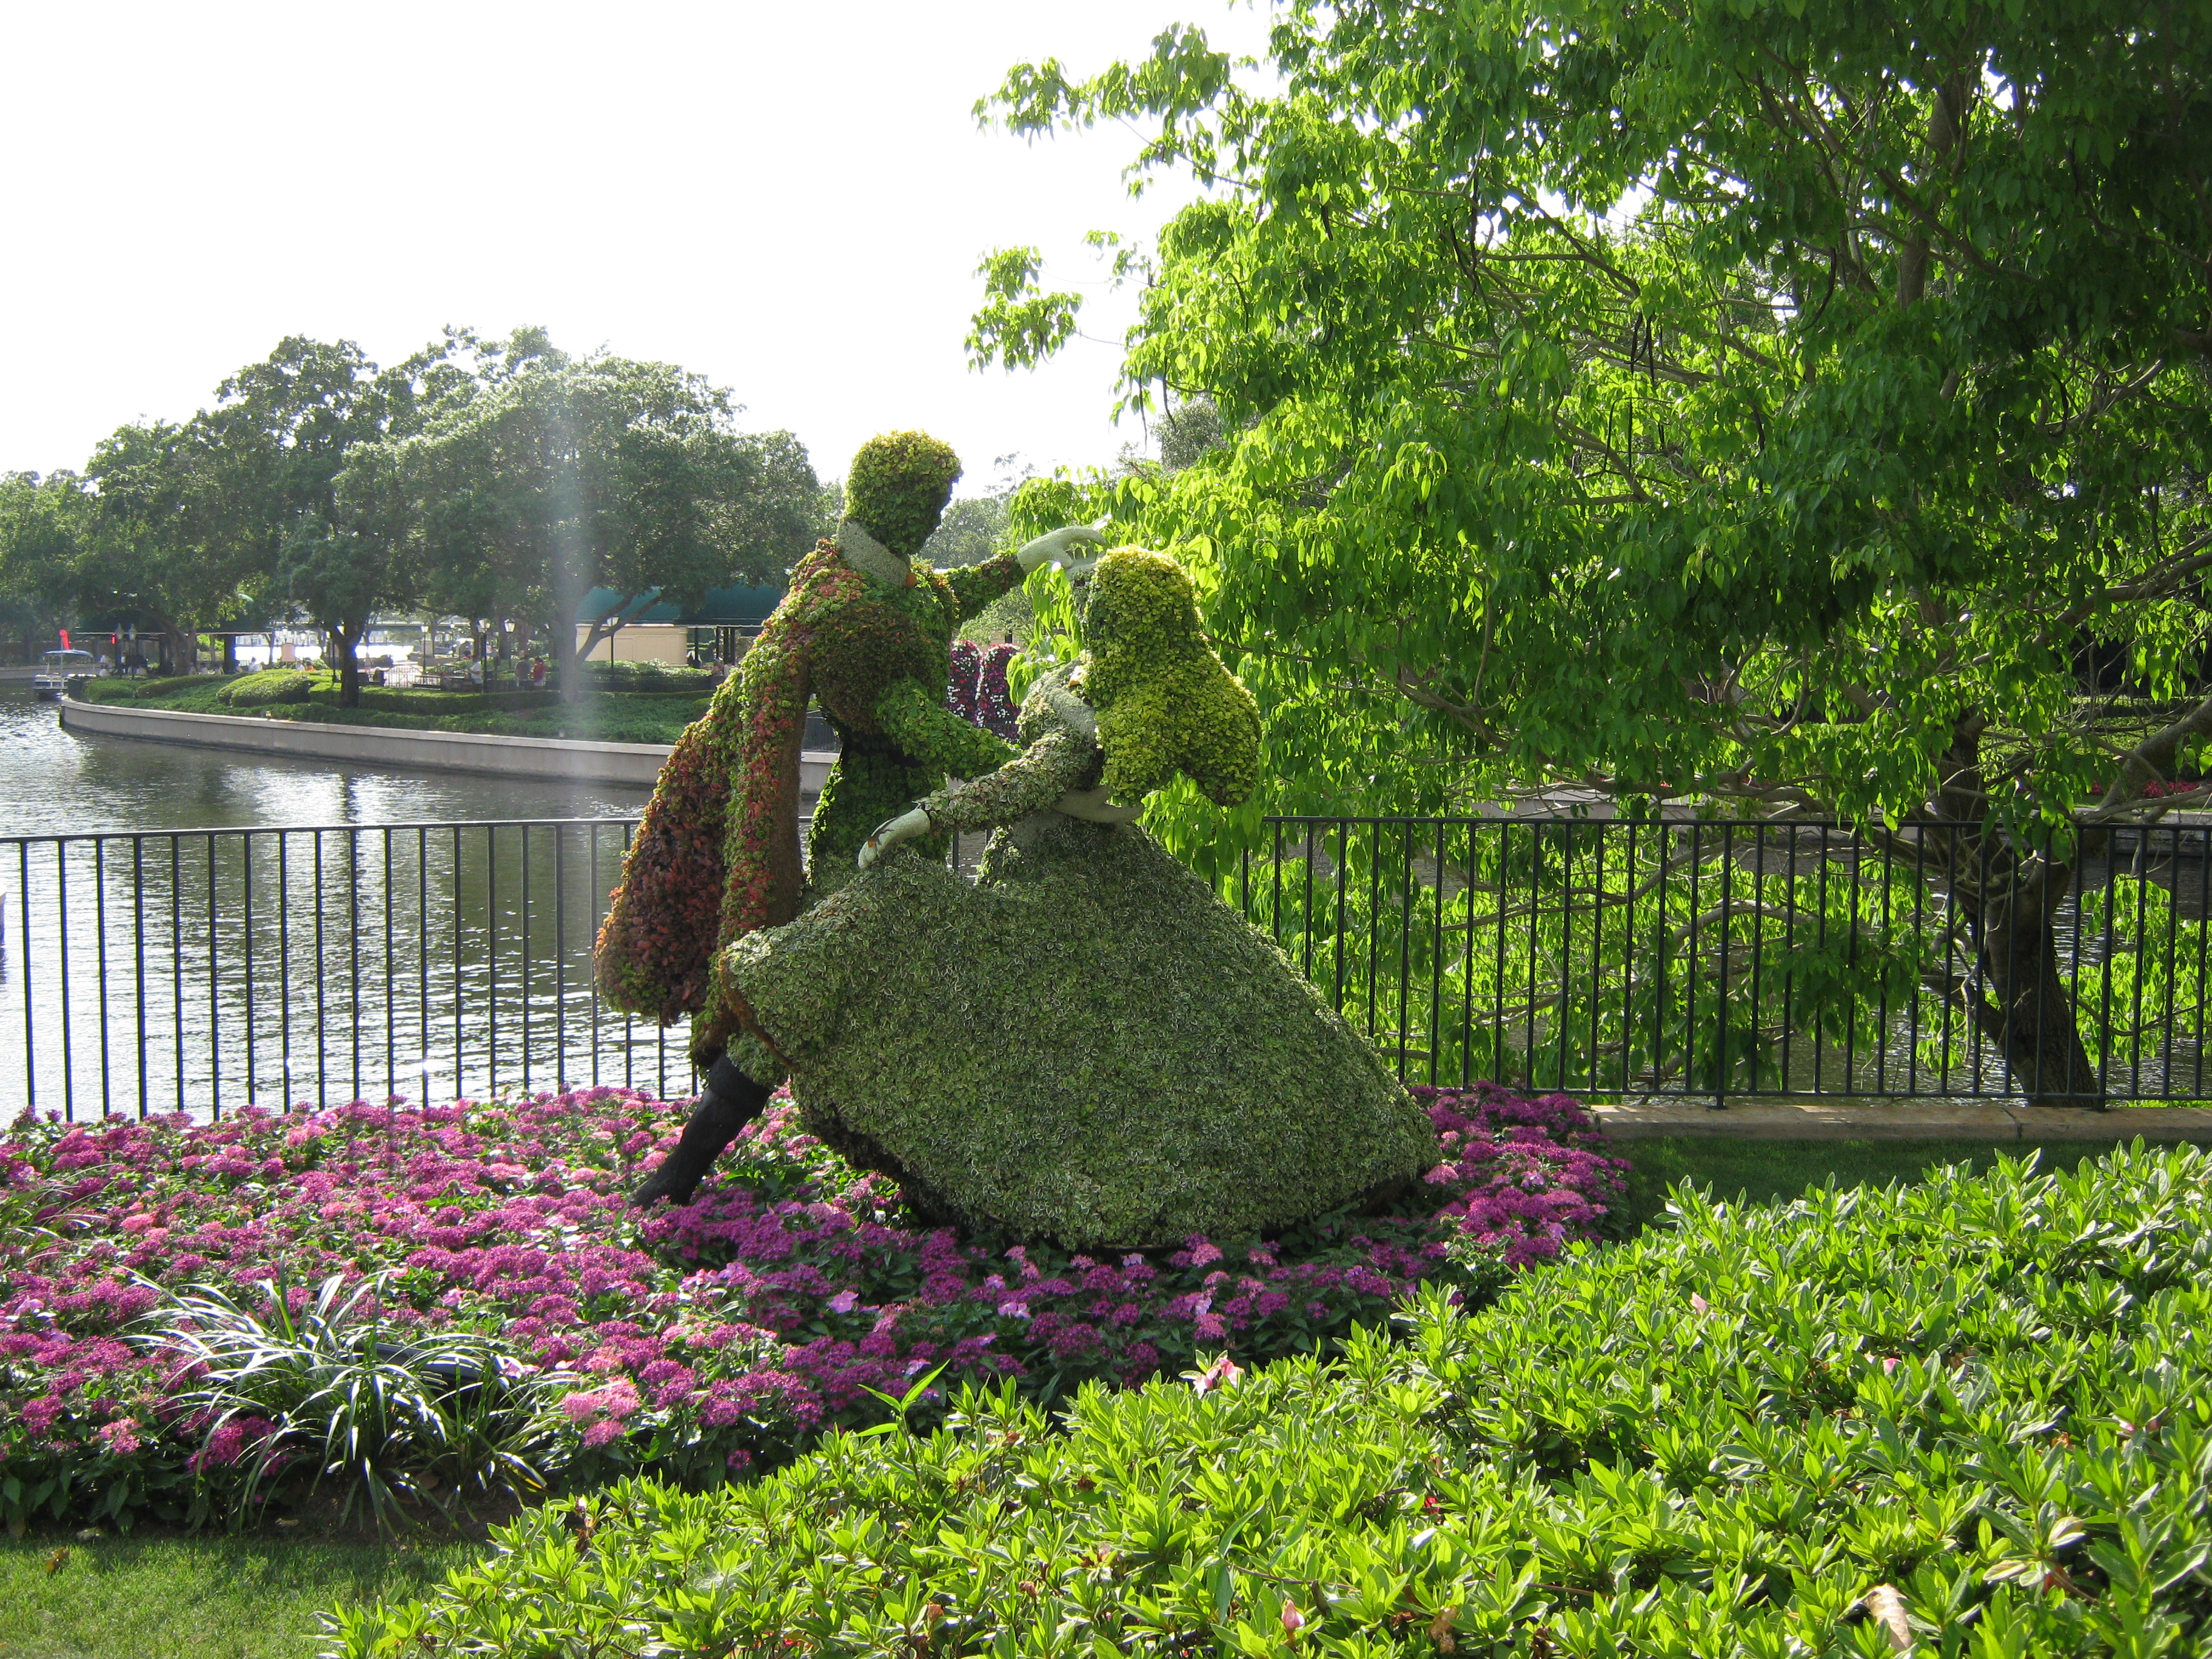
xmin=595 ymin=432 xmax=1098 ymax=1204
xmin=716 ymin=546 xmax=1439 ymax=1249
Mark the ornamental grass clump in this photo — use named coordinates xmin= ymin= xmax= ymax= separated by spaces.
xmin=1 ymin=1084 xmax=1617 ymax=1533
xmin=141 ymin=1272 xmax=561 ymax=1538
xmin=330 ymin=1142 xmax=2212 ymax=1659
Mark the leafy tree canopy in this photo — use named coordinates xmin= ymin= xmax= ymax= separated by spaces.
xmin=386 ymin=337 xmax=821 ymax=694
xmin=212 ymin=333 xmax=469 ymax=702
xmin=977 ymin=0 xmax=2212 ymax=841
xmin=978 ymin=0 xmax=2212 ymax=1104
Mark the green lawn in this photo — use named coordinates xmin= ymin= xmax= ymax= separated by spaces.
xmin=0 ymin=1533 xmax=477 ymax=1659
xmin=75 ymin=675 xmax=710 ymax=745
xmin=1607 ymin=1133 xmax=2179 ymax=1233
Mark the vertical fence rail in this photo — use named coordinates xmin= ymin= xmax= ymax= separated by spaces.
xmin=7 ymin=815 xmax=2212 ymax=1116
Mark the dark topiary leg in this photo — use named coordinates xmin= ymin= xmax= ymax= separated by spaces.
xmin=631 ymin=1056 xmax=773 ymax=1207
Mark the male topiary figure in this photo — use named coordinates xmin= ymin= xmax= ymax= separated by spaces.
xmin=595 ymin=431 xmax=1098 ymax=1205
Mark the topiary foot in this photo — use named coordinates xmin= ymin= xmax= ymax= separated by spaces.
xmin=630 ymin=1059 xmax=772 ymax=1207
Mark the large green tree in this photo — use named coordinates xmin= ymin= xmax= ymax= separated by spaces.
xmin=388 ymin=338 xmax=820 ymax=697
xmin=977 ymin=0 xmax=2212 ymax=1102
xmin=65 ymin=421 xmax=237 ymax=672
xmin=201 ymin=334 xmax=467 ymax=705
xmin=0 ymin=472 xmax=76 ymax=662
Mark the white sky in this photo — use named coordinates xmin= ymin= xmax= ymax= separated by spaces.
xmin=0 ymin=0 xmax=1272 ymax=495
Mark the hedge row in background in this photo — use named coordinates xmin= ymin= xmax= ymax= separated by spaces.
xmin=304 ymin=685 xmax=561 ymax=716
xmin=262 ymin=700 xmax=708 ymax=745
xmin=582 ymin=661 xmax=720 ymax=692
xmin=217 ymin=669 xmax=313 ymax=707
xmin=332 ymin=1142 xmax=2212 ymax=1657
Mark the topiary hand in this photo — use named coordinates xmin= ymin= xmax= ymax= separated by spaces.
xmin=857 ymin=806 xmax=934 ymax=870
xmin=1016 ymin=521 xmax=1108 ymax=575
xmin=1053 ymin=787 xmax=1142 ymax=824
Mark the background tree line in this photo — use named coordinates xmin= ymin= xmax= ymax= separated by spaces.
xmin=0 ymin=327 xmax=826 ymax=705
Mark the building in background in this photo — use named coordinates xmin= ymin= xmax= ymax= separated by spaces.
xmin=574 ymin=583 xmax=785 ymax=667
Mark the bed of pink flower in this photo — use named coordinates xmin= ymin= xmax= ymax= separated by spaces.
xmin=1 ymin=1083 xmax=1623 ymax=1530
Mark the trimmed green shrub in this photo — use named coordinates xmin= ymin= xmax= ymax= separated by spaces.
xmin=329 ymin=1143 xmax=2212 ymax=1657
xmin=585 ymin=660 xmax=720 ymax=692
xmin=78 ymin=677 xmax=233 ymax=712
xmin=218 ymin=669 xmax=314 ymax=708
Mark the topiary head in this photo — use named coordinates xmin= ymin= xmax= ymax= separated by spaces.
xmin=1076 ymin=546 xmax=1261 ymax=808
xmin=842 ymin=432 xmax=962 ymax=559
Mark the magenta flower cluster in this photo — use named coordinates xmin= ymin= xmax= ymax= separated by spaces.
xmin=0 ymin=1082 xmax=1622 ymax=1529
xmin=947 ymin=641 xmax=1021 ymax=742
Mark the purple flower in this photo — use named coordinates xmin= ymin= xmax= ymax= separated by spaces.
xmin=2 ymin=1076 xmax=1621 ymax=1530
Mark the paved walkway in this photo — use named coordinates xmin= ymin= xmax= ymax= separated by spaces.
xmin=1590 ymin=1100 xmax=2212 ymax=1141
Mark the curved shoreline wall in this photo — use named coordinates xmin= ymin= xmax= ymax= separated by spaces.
xmin=59 ymin=695 xmax=836 ymax=793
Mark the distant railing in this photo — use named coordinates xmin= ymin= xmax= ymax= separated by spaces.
xmin=7 ymin=815 xmax=2210 ymax=1119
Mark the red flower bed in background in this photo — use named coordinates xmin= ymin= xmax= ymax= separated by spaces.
xmin=1 ymin=1082 xmax=1623 ymax=1530
xmin=948 ymin=640 xmax=1021 ymax=742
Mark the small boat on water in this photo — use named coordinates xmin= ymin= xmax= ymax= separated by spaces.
xmin=31 ymin=648 xmax=96 ymax=701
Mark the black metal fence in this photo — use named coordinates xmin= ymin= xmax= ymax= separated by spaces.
xmin=1239 ymin=817 xmax=2212 ymax=1105
xmin=1 ymin=818 xmax=677 ymax=1119
xmin=6 ymin=815 xmax=2210 ymax=1118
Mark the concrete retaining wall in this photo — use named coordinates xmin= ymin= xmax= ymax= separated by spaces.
xmin=58 ymin=694 xmax=835 ymax=792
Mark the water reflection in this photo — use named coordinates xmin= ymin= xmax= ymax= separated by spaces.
xmin=1 ymin=687 xmax=665 ymax=1115
xmin=0 ymin=685 xmax=649 ymax=836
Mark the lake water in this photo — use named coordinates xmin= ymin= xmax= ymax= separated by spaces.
xmin=0 ymin=683 xmax=650 ymax=837
xmin=0 ymin=685 xmax=673 ymax=1117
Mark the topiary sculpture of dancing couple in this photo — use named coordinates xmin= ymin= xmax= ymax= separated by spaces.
xmin=596 ymin=433 xmax=1435 ymax=1244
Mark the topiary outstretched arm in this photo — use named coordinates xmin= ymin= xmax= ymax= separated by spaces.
xmin=922 ymin=726 xmax=1100 ymax=834
xmin=874 ymin=675 xmax=1017 ymax=780
xmin=942 ymin=551 xmax=1025 ymax=621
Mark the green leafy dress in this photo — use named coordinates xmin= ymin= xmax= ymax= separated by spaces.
xmin=716 ymin=665 xmax=1439 ymax=1249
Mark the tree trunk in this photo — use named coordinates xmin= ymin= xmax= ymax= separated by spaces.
xmin=330 ymin=620 xmax=364 ymax=708
xmin=547 ymin=610 xmax=590 ymax=703
xmin=548 ymin=553 xmax=595 ymax=706
xmin=1928 ymin=713 xmax=2103 ymax=1107
xmin=156 ymin=620 xmax=196 ymax=675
